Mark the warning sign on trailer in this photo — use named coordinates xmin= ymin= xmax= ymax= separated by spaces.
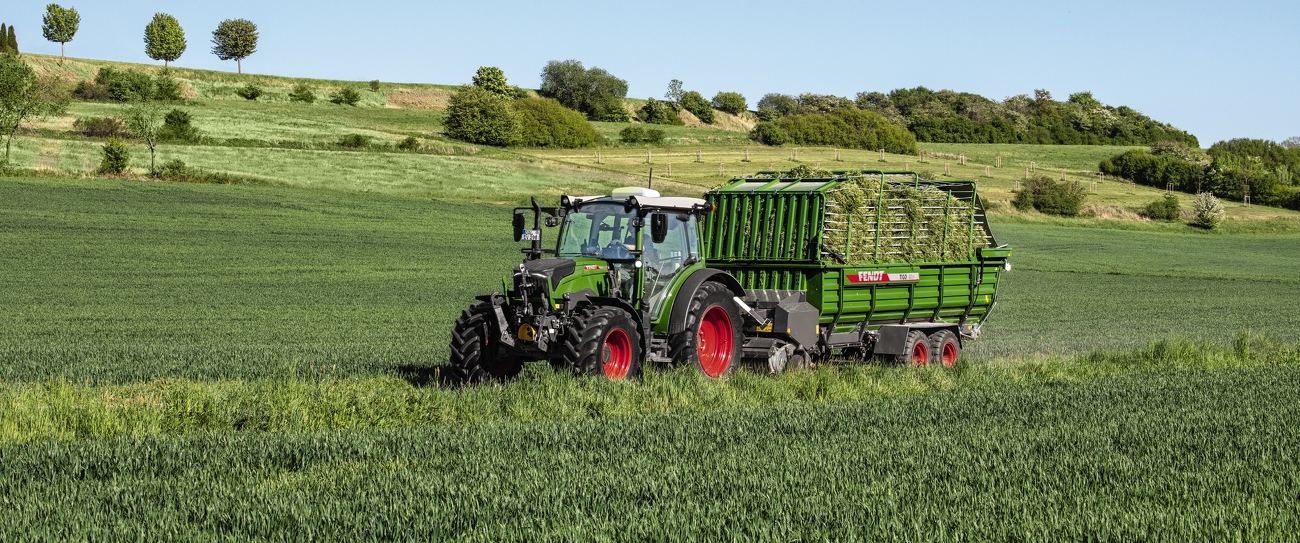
xmin=845 ymin=271 xmax=921 ymax=284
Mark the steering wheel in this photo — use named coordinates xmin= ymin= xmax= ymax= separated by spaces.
xmin=602 ymin=240 xmax=632 ymax=260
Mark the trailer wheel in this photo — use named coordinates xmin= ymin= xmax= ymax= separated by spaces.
xmin=449 ymin=303 xmax=523 ymax=383
xmin=929 ymin=330 xmax=961 ymax=368
xmin=561 ymin=306 xmax=642 ymax=380
xmin=669 ymin=281 xmax=743 ymax=378
xmin=893 ymin=330 xmax=931 ymax=366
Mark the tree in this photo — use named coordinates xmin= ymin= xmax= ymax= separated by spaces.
xmin=444 ymin=85 xmax=517 ymax=146
xmin=210 ymin=19 xmax=257 ymax=74
xmin=711 ymin=91 xmax=747 ymax=115
xmin=0 ymin=24 xmax=6 ymax=56
xmin=42 ymin=4 xmax=80 ymax=63
xmin=472 ymin=66 xmax=509 ymax=98
xmin=120 ymin=75 xmax=175 ymax=175
xmin=679 ymin=90 xmax=714 ymax=124
xmin=144 ymin=13 xmax=186 ymax=68
xmin=538 ymin=60 xmax=630 ymax=122
xmin=5 ymin=25 xmax=18 ymax=56
xmin=0 ymin=56 xmax=67 ymax=165
xmin=664 ymin=79 xmax=683 ymax=103
xmin=1282 ymin=136 xmax=1300 ymax=150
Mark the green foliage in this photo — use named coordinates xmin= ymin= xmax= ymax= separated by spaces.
xmin=337 ymin=134 xmax=371 ymax=149
xmin=444 ymin=85 xmax=517 ymax=146
xmin=144 ymin=13 xmax=187 ymax=66
xmin=1013 ymin=175 xmax=1087 ymax=216
xmin=159 ymin=108 xmax=199 ymax=141
xmin=41 ymin=4 xmax=80 ymax=59
xmin=328 ymin=87 xmax=361 ymax=106
xmin=6 ymin=25 xmax=18 ymax=56
xmin=1192 ymin=192 xmax=1226 ymax=229
xmin=757 ymin=93 xmax=797 ymax=117
xmin=0 ymin=56 xmax=67 ymax=163
xmin=210 ymin=19 xmax=258 ymax=73
xmin=538 ymin=60 xmax=630 ymax=122
xmin=471 ymin=66 xmax=509 ymax=98
xmin=679 ymin=90 xmax=714 ymax=124
xmin=619 ymin=125 xmax=644 ymax=143
xmin=749 ymin=121 xmax=787 ymax=146
xmin=235 ymin=83 xmax=262 ymax=100
xmin=98 ymin=137 xmax=130 ymax=174
xmin=664 ymin=79 xmax=684 ymax=103
xmin=397 ymin=136 xmax=420 ymax=151
xmin=288 ymin=82 xmax=315 ymax=103
xmin=1100 ymin=149 xmax=1206 ymax=193
xmin=711 ymin=91 xmax=747 ymax=115
xmin=1143 ymin=193 xmax=1181 ymax=221
xmin=73 ymin=116 xmax=128 ymax=138
xmin=637 ymin=98 xmax=683 ymax=125
xmin=765 ymin=108 xmax=917 ymax=153
xmin=644 ymin=128 xmax=665 ymax=144
xmin=76 ymin=67 xmax=179 ymax=102
xmin=1102 ymin=138 xmax=1300 ymax=211
xmin=369 ymin=79 xmax=380 ymax=92
xmin=511 ymin=97 xmax=602 ymax=148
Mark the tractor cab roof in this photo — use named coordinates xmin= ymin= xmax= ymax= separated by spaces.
xmin=562 ymin=187 xmax=709 ymax=213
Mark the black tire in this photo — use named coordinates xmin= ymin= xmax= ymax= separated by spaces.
xmin=890 ymin=329 xmax=931 ymax=366
xmin=448 ymin=303 xmax=523 ymax=383
xmin=929 ymin=329 xmax=961 ymax=368
xmin=560 ymin=306 xmax=642 ymax=380
xmin=668 ymin=281 xmax=744 ymax=378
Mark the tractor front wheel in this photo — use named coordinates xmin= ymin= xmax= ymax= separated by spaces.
xmin=669 ymin=281 xmax=744 ymax=378
xmin=561 ymin=306 xmax=642 ymax=380
xmin=448 ymin=303 xmax=523 ymax=383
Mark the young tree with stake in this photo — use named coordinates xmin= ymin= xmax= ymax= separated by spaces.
xmin=121 ymin=77 xmax=173 ymax=175
xmin=210 ymin=19 xmax=257 ymax=74
xmin=41 ymin=4 xmax=80 ymax=63
xmin=144 ymin=13 xmax=186 ymax=68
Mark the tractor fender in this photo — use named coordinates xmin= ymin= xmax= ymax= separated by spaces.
xmin=668 ymin=268 xmax=745 ymax=335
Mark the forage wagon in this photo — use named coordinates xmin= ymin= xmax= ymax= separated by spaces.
xmin=449 ymin=170 xmax=1011 ymax=381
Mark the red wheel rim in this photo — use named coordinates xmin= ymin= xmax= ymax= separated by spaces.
xmin=911 ymin=340 xmax=929 ymax=367
xmin=697 ymin=306 xmax=734 ymax=378
xmin=940 ymin=341 xmax=958 ymax=367
xmin=601 ymin=327 xmax=633 ymax=380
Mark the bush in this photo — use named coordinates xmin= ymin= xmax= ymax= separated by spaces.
xmin=71 ymin=80 xmax=109 ymax=100
xmin=644 ymin=128 xmax=665 ymax=145
xmin=155 ymin=159 xmax=241 ymax=184
xmin=538 ymin=60 xmax=630 ymax=122
xmin=757 ymin=93 xmax=797 ymax=116
xmin=73 ymin=116 xmax=128 ymax=138
xmin=679 ymin=91 xmax=714 ymax=124
xmin=1144 ymin=193 xmax=1181 ymax=221
xmin=711 ymin=92 xmax=747 ymax=115
xmin=99 ymin=138 xmax=130 ymax=174
xmin=637 ymin=98 xmax=683 ymax=125
xmin=338 ymin=134 xmax=371 ymax=149
xmin=749 ymin=122 xmax=787 ymax=146
xmin=369 ymin=79 xmax=381 ymax=92
xmin=770 ymin=108 xmax=917 ymax=153
xmin=512 ymin=97 xmax=602 ymax=148
xmin=289 ymin=83 xmax=316 ymax=103
xmin=158 ymin=109 xmax=199 ymax=142
xmin=236 ymin=84 xmax=263 ymax=100
xmin=1013 ymin=176 xmax=1087 ymax=216
xmin=619 ymin=126 xmax=645 ymax=144
xmin=444 ymin=85 xmax=517 ymax=146
xmin=329 ymin=87 xmax=362 ymax=106
xmin=1191 ymin=193 xmax=1226 ymax=229
xmin=397 ymin=136 xmax=420 ymax=151
xmin=159 ymin=158 xmax=189 ymax=179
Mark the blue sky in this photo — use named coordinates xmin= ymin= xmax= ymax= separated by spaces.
xmin=4 ymin=0 xmax=1296 ymax=144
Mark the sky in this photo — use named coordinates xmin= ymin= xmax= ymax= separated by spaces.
xmin=3 ymin=0 xmax=1296 ymax=144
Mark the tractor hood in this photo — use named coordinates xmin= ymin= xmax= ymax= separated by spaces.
xmin=522 ymin=258 xmax=577 ymax=291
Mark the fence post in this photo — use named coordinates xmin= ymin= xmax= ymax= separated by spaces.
xmin=904 ymin=162 xmax=909 ymax=171
xmin=1030 ymin=161 xmax=1036 ymax=172
xmin=667 ymin=163 xmax=671 ymax=176
xmin=945 ymin=163 xmax=950 ymax=175
xmin=696 ymin=150 xmax=703 ymax=163
xmin=647 ymin=149 xmax=652 ymax=164
xmin=996 ymin=156 xmax=1001 ymax=168
xmin=719 ymin=162 xmax=724 ymax=176
xmin=835 ymin=149 xmax=841 ymax=161
xmin=1024 ymin=167 xmax=1029 ymax=179
xmin=985 ymin=165 xmax=991 ymax=177
xmin=743 ymin=148 xmax=750 ymax=162
xmin=880 ymin=148 xmax=885 ymax=162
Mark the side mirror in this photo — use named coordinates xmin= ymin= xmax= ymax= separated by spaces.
xmin=651 ymin=213 xmax=668 ymax=244
xmin=513 ymin=212 xmax=526 ymax=242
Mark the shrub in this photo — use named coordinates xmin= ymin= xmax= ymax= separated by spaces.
xmin=153 ymin=76 xmax=182 ymax=101
xmin=679 ymin=91 xmax=714 ymax=124
xmin=771 ymin=108 xmax=917 ymax=153
xmin=1144 ymin=193 xmax=1181 ymax=221
xmin=338 ymin=134 xmax=371 ymax=149
xmin=644 ymin=128 xmax=665 ymax=145
xmin=472 ymin=67 xmax=509 ymax=98
xmin=444 ymin=85 xmax=517 ymax=146
xmin=236 ymin=84 xmax=262 ymax=100
xmin=749 ymin=122 xmax=787 ymax=146
xmin=755 ymin=108 xmax=781 ymax=122
xmin=289 ymin=83 xmax=316 ymax=103
xmin=711 ymin=92 xmax=747 ymax=115
xmin=619 ymin=126 xmax=645 ymax=144
xmin=1013 ymin=176 xmax=1087 ymax=216
xmin=369 ymin=79 xmax=380 ymax=92
xmin=1192 ymin=193 xmax=1226 ymax=229
xmin=75 ymin=68 xmax=181 ymax=102
xmin=329 ymin=87 xmax=362 ymax=106
xmin=158 ymin=109 xmax=199 ymax=141
xmin=637 ymin=98 xmax=683 ymax=125
xmin=512 ymin=97 xmax=602 ymax=148
xmin=397 ymin=136 xmax=420 ymax=151
xmin=71 ymin=80 xmax=109 ymax=100
xmin=155 ymin=158 xmax=241 ymax=184
xmin=757 ymin=93 xmax=797 ymax=116
xmin=73 ymin=116 xmax=127 ymax=138
xmin=538 ymin=60 xmax=630 ymax=122
xmin=159 ymin=158 xmax=188 ymax=179
xmin=99 ymin=138 xmax=130 ymax=174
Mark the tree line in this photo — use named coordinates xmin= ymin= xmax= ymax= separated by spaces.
xmin=1100 ymin=139 xmax=1300 ymax=211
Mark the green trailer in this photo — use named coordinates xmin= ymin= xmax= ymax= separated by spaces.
xmin=449 ymin=171 xmax=1009 ymax=382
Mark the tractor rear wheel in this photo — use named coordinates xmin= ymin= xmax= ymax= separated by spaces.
xmin=669 ymin=281 xmax=743 ymax=378
xmin=891 ymin=330 xmax=931 ymax=366
xmin=561 ymin=306 xmax=642 ymax=380
xmin=448 ymin=303 xmax=523 ymax=383
xmin=929 ymin=330 xmax=961 ymax=368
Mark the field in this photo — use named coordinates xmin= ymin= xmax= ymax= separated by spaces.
xmin=4 ymin=53 xmax=1300 ymax=538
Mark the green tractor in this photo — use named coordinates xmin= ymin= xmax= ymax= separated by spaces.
xmin=450 ymin=172 xmax=1009 ymax=382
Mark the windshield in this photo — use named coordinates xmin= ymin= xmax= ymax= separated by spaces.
xmin=557 ymin=203 xmax=639 ymax=260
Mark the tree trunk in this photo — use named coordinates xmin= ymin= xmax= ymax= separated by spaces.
xmin=60 ymin=43 xmax=64 ymax=63
xmin=237 ymin=59 xmax=242 ymax=74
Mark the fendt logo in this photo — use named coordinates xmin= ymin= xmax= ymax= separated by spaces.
xmin=846 ymin=271 xmax=921 ymax=284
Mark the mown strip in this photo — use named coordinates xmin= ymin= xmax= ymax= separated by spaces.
xmin=3 ymin=363 xmax=1297 ymax=541
xmin=3 ymin=335 xmax=1294 ymax=444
